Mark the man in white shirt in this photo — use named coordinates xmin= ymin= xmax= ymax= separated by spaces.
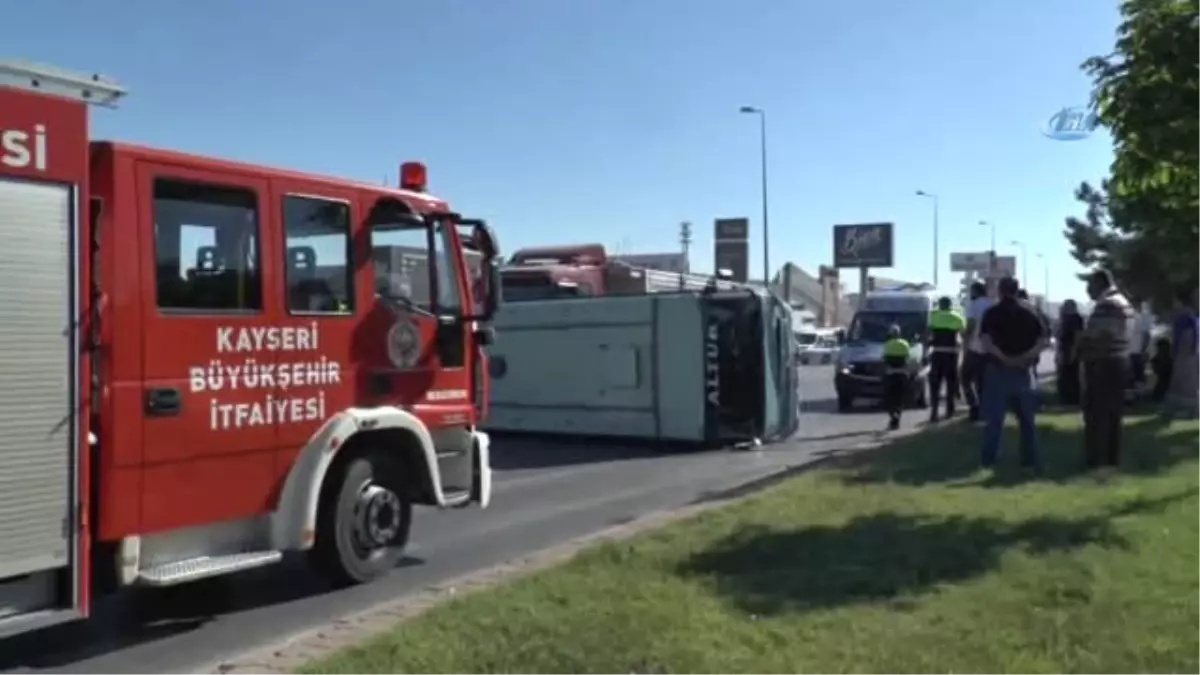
xmin=961 ymin=281 xmax=992 ymax=421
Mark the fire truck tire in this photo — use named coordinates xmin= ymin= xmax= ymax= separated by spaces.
xmin=312 ymin=452 xmax=413 ymax=586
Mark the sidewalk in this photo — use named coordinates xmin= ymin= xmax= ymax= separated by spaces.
xmin=288 ymin=408 xmax=1199 ymax=674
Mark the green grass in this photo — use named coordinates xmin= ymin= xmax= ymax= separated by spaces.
xmin=300 ymin=409 xmax=1199 ymax=674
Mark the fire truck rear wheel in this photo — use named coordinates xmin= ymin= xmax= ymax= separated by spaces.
xmin=313 ymin=453 xmax=412 ymax=586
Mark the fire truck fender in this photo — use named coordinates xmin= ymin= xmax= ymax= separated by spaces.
xmin=270 ymin=406 xmax=441 ymax=552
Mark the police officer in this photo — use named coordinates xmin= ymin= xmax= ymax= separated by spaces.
xmin=926 ymin=296 xmax=965 ymax=422
xmin=882 ymin=324 xmax=912 ymax=431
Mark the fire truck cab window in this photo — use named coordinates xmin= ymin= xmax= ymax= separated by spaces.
xmin=371 ymin=220 xmax=464 ymax=313
xmin=153 ymin=179 xmax=261 ymax=312
xmin=282 ymin=195 xmax=353 ymax=314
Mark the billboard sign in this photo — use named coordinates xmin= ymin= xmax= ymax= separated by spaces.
xmin=714 ymin=217 xmax=749 ymax=240
xmin=949 ymin=251 xmax=993 ymax=273
xmin=832 ymin=222 xmax=893 ymax=268
xmin=991 ymin=255 xmax=1016 ymax=277
xmin=713 ymin=217 xmax=749 ymax=282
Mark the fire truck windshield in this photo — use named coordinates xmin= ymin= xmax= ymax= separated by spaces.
xmin=371 ymin=218 xmax=464 ymax=316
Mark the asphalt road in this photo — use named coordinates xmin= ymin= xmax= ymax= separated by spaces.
xmin=0 ymin=365 xmax=959 ymax=674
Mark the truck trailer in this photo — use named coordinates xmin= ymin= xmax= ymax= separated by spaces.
xmin=0 ymin=60 xmax=502 ymax=639
xmin=500 ymin=242 xmax=746 ymax=301
xmin=484 ymin=288 xmax=799 ymax=445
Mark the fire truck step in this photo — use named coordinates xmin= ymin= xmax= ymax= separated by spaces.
xmin=137 ymin=550 xmax=283 ymax=587
xmin=443 ymin=489 xmax=471 ymax=507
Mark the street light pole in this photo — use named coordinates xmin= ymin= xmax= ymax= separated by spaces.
xmin=1035 ymin=252 xmax=1049 ymax=303
xmin=739 ymin=106 xmax=770 ymax=291
xmin=1010 ymin=239 xmax=1028 ymax=289
xmin=915 ymin=190 xmax=939 ymax=288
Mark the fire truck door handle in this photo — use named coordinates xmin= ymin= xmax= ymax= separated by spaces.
xmin=145 ymin=387 xmax=182 ymax=416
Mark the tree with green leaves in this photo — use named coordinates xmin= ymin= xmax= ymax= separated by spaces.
xmin=1063 ymin=0 xmax=1198 ymax=309
xmin=1063 ymin=179 xmax=1184 ymax=307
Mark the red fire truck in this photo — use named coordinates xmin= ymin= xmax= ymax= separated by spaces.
xmin=0 ymin=60 xmax=501 ymax=638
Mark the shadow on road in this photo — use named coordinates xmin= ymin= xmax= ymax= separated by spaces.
xmin=488 ymin=432 xmax=708 ymax=471
xmin=674 ymin=500 xmax=1171 ymax=617
xmin=801 ymin=397 xmax=879 ymax=415
xmin=0 ymin=555 xmax=423 ymax=671
xmin=802 ymin=396 xmax=936 ymax=417
xmin=791 ymin=429 xmax=883 ymax=443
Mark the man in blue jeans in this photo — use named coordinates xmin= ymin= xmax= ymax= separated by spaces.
xmin=978 ymin=277 xmax=1050 ymax=470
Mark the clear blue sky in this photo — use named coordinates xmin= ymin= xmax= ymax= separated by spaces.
xmin=13 ymin=0 xmax=1119 ymax=302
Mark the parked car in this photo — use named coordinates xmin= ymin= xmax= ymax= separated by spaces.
xmin=798 ymin=335 xmax=840 ymax=365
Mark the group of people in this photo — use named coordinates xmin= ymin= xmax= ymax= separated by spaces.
xmin=879 ymin=270 xmax=1198 ymax=471
xmin=1055 ymin=287 xmax=1199 ymax=414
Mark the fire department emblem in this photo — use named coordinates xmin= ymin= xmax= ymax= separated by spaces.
xmin=386 ymin=318 xmax=421 ymax=369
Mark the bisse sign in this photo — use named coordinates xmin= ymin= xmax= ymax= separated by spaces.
xmin=832 ymin=222 xmax=894 ymax=269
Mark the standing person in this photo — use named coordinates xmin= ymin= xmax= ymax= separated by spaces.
xmin=961 ymin=281 xmax=992 ymax=421
xmin=978 ymin=277 xmax=1048 ymax=470
xmin=926 ymin=296 xmax=965 ymax=422
xmin=1129 ymin=302 xmax=1153 ymax=388
xmin=1151 ymin=336 xmax=1174 ymax=404
xmin=1015 ymin=289 xmax=1048 ymax=398
xmin=1056 ymin=300 xmax=1085 ymax=405
xmin=882 ymin=324 xmax=912 ymax=431
xmin=1077 ymin=269 xmax=1133 ymax=469
xmin=1166 ymin=288 xmax=1198 ymax=417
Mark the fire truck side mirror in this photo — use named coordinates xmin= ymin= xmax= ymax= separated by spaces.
xmin=478 ymin=261 xmax=502 ymax=320
xmin=474 ymin=325 xmax=496 ymax=346
xmin=461 ymin=220 xmax=498 ymax=261
xmin=457 ymin=219 xmax=501 ymax=322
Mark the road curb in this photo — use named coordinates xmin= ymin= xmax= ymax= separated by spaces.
xmin=205 ymin=424 xmax=929 ymax=674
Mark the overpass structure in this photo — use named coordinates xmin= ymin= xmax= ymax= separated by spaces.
xmin=770 ymin=263 xmax=854 ymax=327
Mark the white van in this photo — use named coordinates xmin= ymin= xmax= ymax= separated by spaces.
xmin=796 ymin=326 xmax=841 ymax=364
xmin=833 ymin=291 xmax=935 ymax=411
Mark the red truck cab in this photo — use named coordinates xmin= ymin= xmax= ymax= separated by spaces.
xmin=0 ymin=60 xmax=501 ymax=639
xmin=500 ymin=243 xmax=646 ymax=301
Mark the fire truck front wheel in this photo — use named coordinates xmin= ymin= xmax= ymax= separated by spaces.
xmin=312 ymin=452 xmax=413 ymax=586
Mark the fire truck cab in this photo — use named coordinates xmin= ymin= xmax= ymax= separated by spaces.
xmin=0 ymin=60 xmax=501 ymax=638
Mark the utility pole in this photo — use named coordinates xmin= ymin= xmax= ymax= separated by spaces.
xmin=678 ymin=221 xmax=692 ymax=290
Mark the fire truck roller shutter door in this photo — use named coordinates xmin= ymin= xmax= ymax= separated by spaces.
xmin=269 ymin=407 xmax=454 ymax=553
